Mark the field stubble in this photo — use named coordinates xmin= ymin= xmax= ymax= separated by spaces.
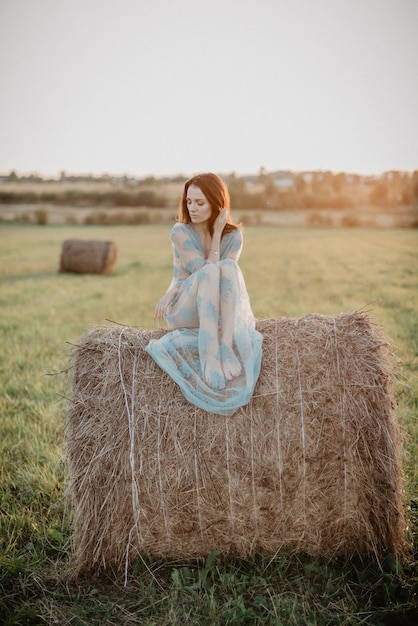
xmin=0 ymin=223 xmax=417 ymax=625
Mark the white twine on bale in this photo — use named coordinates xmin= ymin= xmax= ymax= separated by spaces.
xmin=333 ymin=317 xmax=348 ymax=525
xmin=117 ymin=327 xmax=142 ymax=585
xmin=193 ymin=406 xmax=204 ymax=540
xmin=249 ymin=399 xmax=258 ymax=536
xmin=156 ymin=392 xmax=171 ymax=546
xmin=274 ymin=318 xmax=284 ymax=519
xmin=294 ymin=323 xmax=307 ymax=530
xmin=118 ymin=327 xmax=166 ymax=588
xmin=138 ymin=389 xmax=146 ymax=476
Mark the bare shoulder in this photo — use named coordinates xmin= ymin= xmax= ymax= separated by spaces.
xmin=171 ymin=222 xmax=187 ymax=234
xmin=170 ymin=222 xmax=190 ymax=241
xmin=225 ymin=228 xmax=243 ymax=242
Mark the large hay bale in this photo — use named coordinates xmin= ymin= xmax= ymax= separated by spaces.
xmin=59 ymin=238 xmax=117 ymax=274
xmin=65 ymin=312 xmax=407 ymax=575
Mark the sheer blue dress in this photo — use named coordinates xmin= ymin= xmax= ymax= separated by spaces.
xmin=145 ymin=222 xmax=263 ymax=416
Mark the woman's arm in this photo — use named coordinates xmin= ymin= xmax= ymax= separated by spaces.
xmin=153 ymin=225 xmax=184 ymax=320
xmin=171 ymin=223 xmax=206 ymax=274
xmin=154 ymin=223 xmax=204 ymax=320
xmin=207 ymin=208 xmax=227 ymax=263
xmin=221 ymin=229 xmax=243 ymax=262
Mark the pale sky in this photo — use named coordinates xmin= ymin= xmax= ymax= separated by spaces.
xmin=0 ymin=0 xmax=417 ymax=178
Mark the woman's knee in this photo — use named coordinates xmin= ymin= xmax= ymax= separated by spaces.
xmin=199 ymin=263 xmax=220 ymax=281
xmin=219 ymin=259 xmax=238 ymax=277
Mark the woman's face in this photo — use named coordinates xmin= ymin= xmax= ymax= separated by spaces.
xmin=186 ymin=184 xmax=212 ymax=226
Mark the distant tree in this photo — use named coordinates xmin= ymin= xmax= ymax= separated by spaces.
xmin=263 ymin=178 xmax=277 ymax=199
xmin=226 ymin=172 xmax=246 ymax=194
xmin=142 ymin=176 xmax=157 ymax=185
xmin=412 ymin=171 xmax=418 ymax=204
xmin=302 ymin=192 xmax=316 ymax=209
xmin=322 ymin=171 xmax=333 ymax=185
xmin=332 ymin=173 xmax=346 ymax=193
xmin=294 ymin=174 xmax=306 ymax=193
xmin=369 ymin=180 xmax=389 ymax=206
xmin=258 ymin=166 xmax=268 ymax=184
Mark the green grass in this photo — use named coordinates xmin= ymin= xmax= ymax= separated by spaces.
xmin=0 ymin=223 xmax=417 ymax=625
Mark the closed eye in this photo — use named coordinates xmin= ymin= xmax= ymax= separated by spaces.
xmin=187 ymin=198 xmax=205 ymax=205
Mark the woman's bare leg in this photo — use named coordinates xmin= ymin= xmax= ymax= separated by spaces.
xmin=196 ymin=263 xmax=225 ymax=389
xmin=219 ymin=261 xmax=242 ymax=380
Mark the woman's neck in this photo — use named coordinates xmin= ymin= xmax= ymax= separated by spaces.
xmin=191 ymin=221 xmax=210 ymax=236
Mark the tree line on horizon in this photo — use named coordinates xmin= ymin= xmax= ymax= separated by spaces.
xmin=0 ymin=168 xmax=417 ymax=210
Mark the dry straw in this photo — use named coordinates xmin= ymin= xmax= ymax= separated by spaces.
xmin=65 ymin=312 xmax=408 ymax=576
xmin=59 ymin=238 xmax=117 ymax=274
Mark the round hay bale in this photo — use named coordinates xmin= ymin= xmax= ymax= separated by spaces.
xmin=59 ymin=238 xmax=117 ymax=274
xmin=65 ymin=312 xmax=407 ymax=575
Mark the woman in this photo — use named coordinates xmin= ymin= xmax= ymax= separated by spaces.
xmin=145 ymin=173 xmax=263 ymax=416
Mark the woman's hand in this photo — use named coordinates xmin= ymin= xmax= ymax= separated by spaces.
xmin=207 ymin=208 xmax=227 ymax=262
xmin=154 ymin=286 xmax=178 ymax=321
xmin=213 ymin=208 xmax=227 ymax=235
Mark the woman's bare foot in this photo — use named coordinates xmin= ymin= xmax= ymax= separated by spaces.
xmin=219 ymin=343 xmax=241 ymax=381
xmin=204 ymin=359 xmax=226 ymax=390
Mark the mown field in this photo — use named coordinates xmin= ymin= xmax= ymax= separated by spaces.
xmin=0 ymin=223 xmax=417 ymax=625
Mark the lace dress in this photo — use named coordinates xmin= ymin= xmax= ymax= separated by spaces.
xmin=145 ymin=222 xmax=263 ymax=416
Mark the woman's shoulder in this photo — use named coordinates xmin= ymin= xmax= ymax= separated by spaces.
xmin=170 ymin=222 xmax=200 ymax=250
xmin=221 ymin=227 xmax=243 ymax=256
xmin=171 ymin=221 xmax=187 ymax=233
xmin=224 ymin=227 xmax=243 ymax=242
xmin=170 ymin=221 xmax=191 ymax=239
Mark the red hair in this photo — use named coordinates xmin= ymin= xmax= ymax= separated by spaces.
xmin=178 ymin=173 xmax=239 ymax=236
